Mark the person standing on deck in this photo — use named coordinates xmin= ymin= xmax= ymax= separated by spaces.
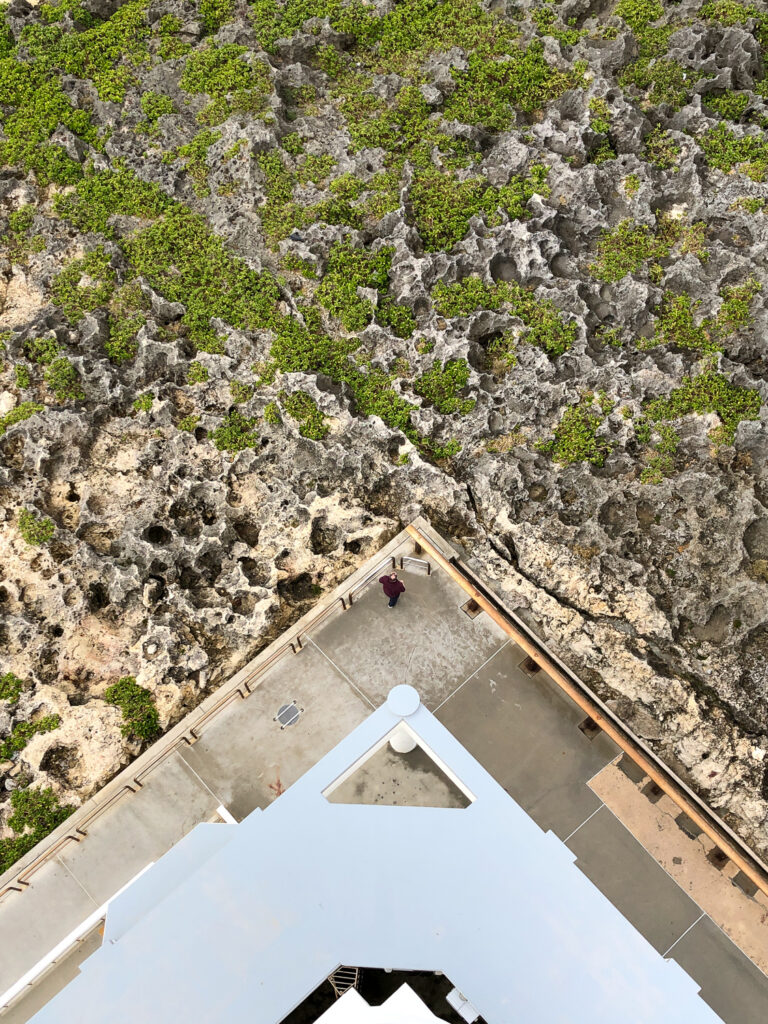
xmin=379 ymin=571 xmax=405 ymax=608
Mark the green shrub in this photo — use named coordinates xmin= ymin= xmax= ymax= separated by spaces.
xmin=0 ymin=672 xmax=24 ymax=704
xmin=50 ymin=248 xmax=116 ymax=321
xmin=209 ymin=409 xmax=259 ymax=451
xmin=104 ymin=676 xmax=160 ymax=741
xmin=645 ymin=127 xmax=680 ymax=170
xmin=0 ymin=402 xmax=44 ymax=437
xmin=45 ymin=357 xmax=85 ymax=402
xmin=18 ymin=509 xmax=55 ymax=545
xmin=377 ymin=297 xmax=417 ymax=338
xmin=642 ymin=293 xmax=714 ymax=351
xmin=0 ymin=786 xmax=75 ymax=874
xmin=138 ymin=90 xmax=174 ymax=134
xmin=25 ymin=335 xmax=60 ymax=365
xmin=133 ymin=393 xmax=153 ymax=412
xmin=432 ymin=277 xmax=577 ymax=357
xmin=178 ymin=414 xmax=200 ymax=432
xmin=588 ymin=97 xmax=612 ymax=134
xmin=717 ymin=278 xmax=762 ymax=333
xmin=731 ymin=196 xmax=767 ymax=213
xmin=187 ymin=361 xmax=209 ymax=384
xmin=699 ymin=122 xmax=768 ymax=180
xmin=639 ymin=422 xmax=679 ymax=483
xmin=229 ymin=380 xmax=253 ymax=404
xmin=316 ymin=239 xmax=392 ymax=331
xmin=282 ymin=132 xmax=304 ymax=156
xmin=614 ymin=0 xmax=663 ymax=33
xmin=538 ymin=394 xmax=611 ymax=465
xmin=0 ymin=715 xmax=60 ymax=760
xmin=590 ymin=220 xmax=669 ymax=280
xmin=21 ymin=0 xmax=151 ymax=102
xmin=281 ymin=390 xmax=329 ymax=439
xmin=14 ymin=365 xmax=31 ymax=388
xmin=645 ymin=368 xmax=761 ymax=443
xmin=199 ymin=0 xmax=234 ymax=33
xmin=180 ymin=43 xmax=271 ymax=124
xmin=54 ymin=168 xmax=175 ymax=237
xmin=444 ymin=43 xmax=584 ymax=130
xmin=157 ymin=12 xmax=191 ymax=59
xmin=705 ymin=91 xmax=750 ymax=121
xmin=414 ymin=359 xmax=475 ymax=415
xmin=124 ymin=207 xmax=280 ymax=349
xmin=408 ymin=165 xmax=549 ymax=251
xmin=173 ymin=129 xmax=221 ymax=196
xmin=263 ymin=400 xmax=281 ymax=425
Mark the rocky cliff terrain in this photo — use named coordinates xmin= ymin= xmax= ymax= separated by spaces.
xmin=2 ymin=0 xmax=768 ymax=866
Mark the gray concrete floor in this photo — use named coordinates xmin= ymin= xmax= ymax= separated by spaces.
xmin=565 ymin=806 xmax=702 ymax=955
xmin=435 ymin=642 xmax=618 ymax=839
xmin=2 ymin=551 xmax=768 ymax=1023
xmin=327 ymin=743 xmax=470 ymax=808
xmin=670 ymin=915 xmax=768 ymax=1024
xmin=179 ymin=641 xmax=370 ymax=821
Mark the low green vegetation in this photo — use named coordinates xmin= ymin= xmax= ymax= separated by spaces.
xmin=638 ymin=421 xmax=679 ymax=484
xmin=178 ymin=414 xmax=200 ymax=432
xmin=50 ymin=249 xmax=116 ymax=321
xmin=53 ymin=168 xmax=175 ymax=237
xmin=209 ymin=409 xmax=259 ymax=451
xmin=133 ymin=393 xmax=153 ymax=412
xmin=0 ymin=672 xmax=24 ymax=704
xmin=700 ymin=0 xmax=768 ymax=47
xmin=699 ymin=123 xmax=768 ymax=180
xmin=644 ymin=127 xmax=680 ymax=170
xmin=0 ymin=715 xmax=60 ymax=760
xmin=25 ymin=335 xmax=59 ymax=365
xmin=414 ymin=359 xmax=474 ymax=415
xmin=731 ymin=196 xmax=767 ymax=213
xmin=0 ymin=787 xmax=75 ymax=875
xmin=590 ymin=216 xmax=708 ymax=281
xmin=538 ymin=393 xmax=612 ymax=466
xmin=187 ymin=361 xmax=209 ymax=384
xmin=644 ymin=368 xmax=761 ymax=444
xmin=18 ymin=509 xmax=55 ymax=546
xmin=14 ymin=365 xmax=31 ymax=388
xmin=125 ymin=207 xmax=280 ymax=350
xmin=409 ymin=165 xmax=549 ymax=252
xmin=45 ymin=357 xmax=85 ymax=402
xmin=641 ymin=279 xmax=761 ymax=353
xmin=281 ymin=391 xmax=329 ymax=439
xmin=263 ymin=400 xmax=281 ymax=425
xmin=0 ymin=402 xmax=44 ymax=437
xmin=316 ymin=239 xmax=393 ymax=332
xmin=432 ymin=277 xmax=577 ymax=357
xmin=199 ymin=0 xmax=234 ymax=34
xmin=138 ymin=91 xmax=174 ymax=134
xmin=171 ymin=129 xmax=221 ymax=196
xmin=704 ymin=91 xmax=750 ymax=121
xmin=180 ymin=42 xmax=271 ymax=125
xmin=589 ymin=97 xmax=612 ymax=134
xmin=105 ymin=676 xmax=160 ymax=741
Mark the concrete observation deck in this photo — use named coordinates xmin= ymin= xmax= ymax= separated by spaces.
xmin=1 ymin=519 xmax=768 ymax=1022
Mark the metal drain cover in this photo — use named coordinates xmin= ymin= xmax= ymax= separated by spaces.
xmin=276 ymin=703 xmax=300 ymax=728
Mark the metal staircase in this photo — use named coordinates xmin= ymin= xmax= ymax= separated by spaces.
xmin=328 ymin=966 xmax=361 ymax=998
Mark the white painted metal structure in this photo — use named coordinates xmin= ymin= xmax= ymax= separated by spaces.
xmin=316 ymin=984 xmax=442 ymax=1021
xmin=31 ymin=687 xmax=723 ymax=1024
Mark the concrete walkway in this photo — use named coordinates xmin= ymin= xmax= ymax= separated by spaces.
xmin=1 ymin=526 xmax=767 ymax=1023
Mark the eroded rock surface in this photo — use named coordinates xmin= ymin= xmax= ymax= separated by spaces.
xmin=2 ymin=0 xmax=768 ymax=862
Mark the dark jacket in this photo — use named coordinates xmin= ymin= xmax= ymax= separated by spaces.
xmin=379 ymin=575 xmax=405 ymax=598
